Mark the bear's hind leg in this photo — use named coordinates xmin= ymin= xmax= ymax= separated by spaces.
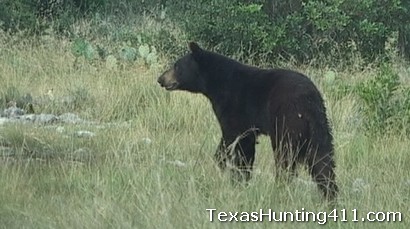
xmin=308 ymin=153 xmax=338 ymax=201
xmin=270 ymin=117 xmax=300 ymax=182
xmin=271 ymin=135 xmax=298 ymax=182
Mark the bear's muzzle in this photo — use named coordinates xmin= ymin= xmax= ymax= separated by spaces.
xmin=158 ymin=69 xmax=179 ymax=90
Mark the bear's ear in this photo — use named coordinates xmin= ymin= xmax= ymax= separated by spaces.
xmin=188 ymin=42 xmax=202 ymax=54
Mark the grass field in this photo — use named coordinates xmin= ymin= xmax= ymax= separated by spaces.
xmin=0 ymin=28 xmax=409 ymax=228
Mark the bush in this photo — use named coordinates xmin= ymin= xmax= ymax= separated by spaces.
xmin=161 ymin=0 xmax=408 ymax=64
xmin=1 ymin=0 xmax=409 ymax=64
xmin=263 ymin=0 xmax=407 ymax=63
xmin=356 ymin=63 xmax=410 ymax=135
xmin=0 ymin=0 xmax=38 ymax=32
xmin=165 ymin=1 xmax=278 ymax=61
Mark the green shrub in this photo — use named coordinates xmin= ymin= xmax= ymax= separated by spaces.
xmin=165 ymin=1 xmax=278 ymax=61
xmin=356 ymin=63 xmax=410 ymax=135
xmin=161 ymin=0 xmax=408 ymax=64
xmin=0 ymin=0 xmax=38 ymax=32
xmin=1 ymin=0 xmax=408 ymax=64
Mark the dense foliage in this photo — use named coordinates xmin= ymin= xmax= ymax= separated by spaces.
xmin=1 ymin=0 xmax=409 ymax=63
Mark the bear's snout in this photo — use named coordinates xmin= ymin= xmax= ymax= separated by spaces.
xmin=157 ymin=76 xmax=164 ymax=86
xmin=158 ymin=69 xmax=179 ymax=90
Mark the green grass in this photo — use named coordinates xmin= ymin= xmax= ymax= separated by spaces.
xmin=0 ymin=28 xmax=409 ymax=228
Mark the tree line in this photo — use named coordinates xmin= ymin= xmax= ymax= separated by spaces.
xmin=1 ymin=0 xmax=409 ymax=63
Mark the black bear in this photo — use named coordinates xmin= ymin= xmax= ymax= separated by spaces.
xmin=157 ymin=42 xmax=338 ymax=201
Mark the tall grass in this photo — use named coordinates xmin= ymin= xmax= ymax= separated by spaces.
xmin=0 ymin=18 xmax=409 ymax=228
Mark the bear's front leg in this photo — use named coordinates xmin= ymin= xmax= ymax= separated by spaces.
xmin=215 ymin=134 xmax=256 ymax=182
xmin=214 ymin=138 xmax=228 ymax=171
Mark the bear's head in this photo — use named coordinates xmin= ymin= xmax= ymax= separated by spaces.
xmin=157 ymin=42 xmax=205 ymax=93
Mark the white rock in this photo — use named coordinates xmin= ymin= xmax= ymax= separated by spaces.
xmin=56 ymin=126 xmax=65 ymax=133
xmin=352 ymin=178 xmax=369 ymax=193
xmin=75 ymin=130 xmax=96 ymax=138
xmin=141 ymin=137 xmax=152 ymax=144
xmin=167 ymin=160 xmax=187 ymax=167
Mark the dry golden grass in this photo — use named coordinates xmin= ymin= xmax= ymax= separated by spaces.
xmin=0 ymin=28 xmax=409 ymax=228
